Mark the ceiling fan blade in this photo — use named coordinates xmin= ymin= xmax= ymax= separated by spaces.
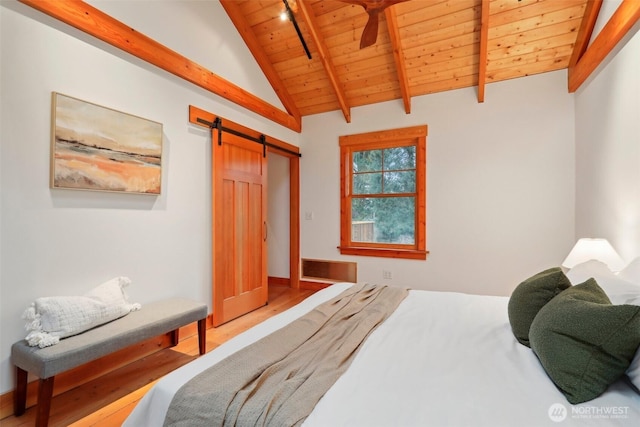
xmin=360 ymin=10 xmax=379 ymax=49
xmin=340 ymin=0 xmax=406 ymax=10
xmin=339 ymin=0 xmax=409 ymax=49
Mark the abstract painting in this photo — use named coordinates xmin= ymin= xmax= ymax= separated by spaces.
xmin=51 ymin=93 xmax=163 ymax=194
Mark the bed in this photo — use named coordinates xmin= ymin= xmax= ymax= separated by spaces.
xmin=124 ymin=261 xmax=640 ymax=427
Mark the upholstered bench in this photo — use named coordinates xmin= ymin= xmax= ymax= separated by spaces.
xmin=11 ymin=298 xmax=208 ymax=427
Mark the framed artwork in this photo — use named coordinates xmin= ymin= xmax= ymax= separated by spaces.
xmin=51 ymin=92 xmax=163 ymax=194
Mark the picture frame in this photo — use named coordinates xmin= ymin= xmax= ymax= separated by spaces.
xmin=51 ymin=92 xmax=163 ymax=194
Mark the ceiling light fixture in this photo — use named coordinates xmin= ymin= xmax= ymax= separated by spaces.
xmin=282 ymin=0 xmax=312 ymax=60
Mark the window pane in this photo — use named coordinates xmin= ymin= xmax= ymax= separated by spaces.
xmin=351 ymin=197 xmax=415 ymax=244
xmin=384 ymin=171 xmax=416 ymax=193
xmin=353 ymin=172 xmax=382 ymax=194
xmin=353 ymin=150 xmax=382 ymax=173
xmin=383 ymin=146 xmax=415 ymax=171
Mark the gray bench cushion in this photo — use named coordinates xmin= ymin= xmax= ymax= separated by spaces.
xmin=11 ymin=298 xmax=207 ymax=379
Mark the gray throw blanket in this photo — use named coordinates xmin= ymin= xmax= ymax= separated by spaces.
xmin=164 ymin=283 xmax=408 ymax=427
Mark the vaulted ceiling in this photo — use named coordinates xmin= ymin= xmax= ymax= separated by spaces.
xmin=18 ymin=0 xmax=640 ymax=132
xmin=221 ymin=0 xmax=593 ymax=123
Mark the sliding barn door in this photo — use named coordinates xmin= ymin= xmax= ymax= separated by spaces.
xmin=212 ymin=129 xmax=268 ymax=326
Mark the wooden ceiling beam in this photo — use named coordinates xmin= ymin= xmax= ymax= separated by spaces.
xmin=19 ymin=0 xmax=301 ymax=132
xmin=568 ymin=0 xmax=640 ymax=93
xmin=385 ymin=6 xmax=411 ymax=114
xmin=569 ymin=0 xmax=603 ymax=68
xmin=477 ymin=0 xmax=490 ymax=103
xmin=297 ymin=0 xmax=352 ymax=123
xmin=220 ymin=0 xmax=301 ymax=125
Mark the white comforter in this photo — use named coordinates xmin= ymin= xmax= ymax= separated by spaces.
xmin=124 ymin=283 xmax=640 ymax=427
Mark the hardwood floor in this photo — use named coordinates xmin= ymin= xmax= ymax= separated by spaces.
xmin=0 ymin=286 xmax=317 ymax=427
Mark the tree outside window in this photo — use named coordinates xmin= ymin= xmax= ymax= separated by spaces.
xmin=339 ymin=126 xmax=428 ymax=260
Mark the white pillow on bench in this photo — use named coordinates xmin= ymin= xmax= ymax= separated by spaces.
xmin=22 ymin=277 xmax=141 ymax=348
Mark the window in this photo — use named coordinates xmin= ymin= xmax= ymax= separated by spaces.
xmin=339 ymin=126 xmax=428 ymax=260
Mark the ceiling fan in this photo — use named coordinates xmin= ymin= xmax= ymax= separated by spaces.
xmin=340 ymin=0 xmax=409 ymax=49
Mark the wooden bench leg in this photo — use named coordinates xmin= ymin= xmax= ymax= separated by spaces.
xmin=198 ymin=318 xmax=207 ymax=355
xmin=169 ymin=329 xmax=179 ymax=347
xmin=14 ymin=367 xmax=28 ymax=415
xmin=35 ymin=376 xmax=55 ymax=427
xmin=169 ymin=320 xmax=206 ymax=354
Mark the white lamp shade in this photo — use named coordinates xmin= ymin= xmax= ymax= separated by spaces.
xmin=562 ymin=238 xmax=625 ymax=271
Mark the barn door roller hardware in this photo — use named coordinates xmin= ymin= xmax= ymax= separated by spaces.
xmin=197 ymin=117 xmax=301 ymax=158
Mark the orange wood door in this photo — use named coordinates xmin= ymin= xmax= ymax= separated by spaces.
xmin=212 ymin=129 xmax=268 ymax=326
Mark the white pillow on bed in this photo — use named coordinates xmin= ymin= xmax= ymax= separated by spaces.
xmin=629 ymin=347 xmax=640 ymax=392
xmin=619 ymin=258 xmax=640 ymax=391
xmin=619 ymin=257 xmax=640 ymax=284
xmin=567 ymin=260 xmax=640 ymax=305
xmin=22 ymin=277 xmax=141 ymax=348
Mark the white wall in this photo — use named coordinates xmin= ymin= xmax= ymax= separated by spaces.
xmin=267 ymin=154 xmax=291 ymax=278
xmin=574 ymin=8 xmax=640 ymax=263
xmin=301 ymin=71 xmax=576 ymax=296
xmin=86 ymin=0 xmax=284 ymax=111
xmin=0 ymin=1 xmax=300 ymax=394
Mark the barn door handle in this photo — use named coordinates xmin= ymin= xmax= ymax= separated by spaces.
xmin=264 ymin=221 xmax=268 ymax=241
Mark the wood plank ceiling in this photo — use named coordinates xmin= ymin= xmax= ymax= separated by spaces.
xmin=18 ymin=0 xmax=639 ymax=131
xmin=221 ymin=0 xmax=593 ymax=122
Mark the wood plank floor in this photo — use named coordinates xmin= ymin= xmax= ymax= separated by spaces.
xmin=0 ymin=286 xmax=317 ymax=427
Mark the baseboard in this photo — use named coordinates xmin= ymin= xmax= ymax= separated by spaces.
xmin=268 ymin=276 xmax=290 ymax=287
xmin=268 ymin=276 xmax=331 ymax=291
xmin=299 ymin=280 xmax=331 ymax=291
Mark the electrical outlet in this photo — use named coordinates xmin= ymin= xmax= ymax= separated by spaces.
xmin=383 ymin=270 xmax=392 ymax=280
xmin=304 ymin=211 xmax=314 ymax=220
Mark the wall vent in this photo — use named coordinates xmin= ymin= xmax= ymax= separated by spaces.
xmin=301 ymin=258 xmax=357 ymax=283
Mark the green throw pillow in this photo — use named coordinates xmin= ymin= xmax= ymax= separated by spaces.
xmin=529 ymin=278 xmax=640 ymax=404
xmin=508 ymin=267 xmax=571 ymax=347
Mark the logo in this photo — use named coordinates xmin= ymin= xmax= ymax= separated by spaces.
xmin=549 ymin=403 xmax=567 ymax=422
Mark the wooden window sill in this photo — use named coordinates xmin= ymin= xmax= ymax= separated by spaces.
xmin=338 ymin=246 xmax=429 ymax=260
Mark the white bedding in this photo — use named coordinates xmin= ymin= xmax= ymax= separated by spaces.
xmin=124 ymin=283 xmax=640 ymax=427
